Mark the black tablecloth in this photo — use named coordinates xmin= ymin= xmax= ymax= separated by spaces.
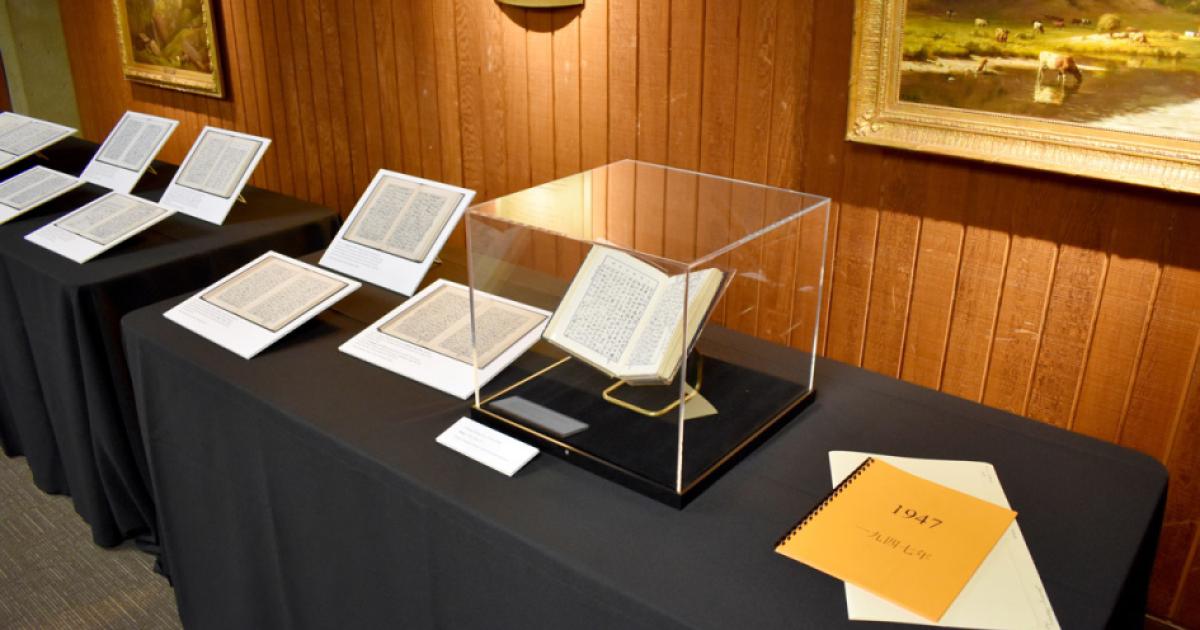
xmin=123 ymin=275 xmax=1166 ymax=629
xmin=0 ymin=137 xmax=339 ymax=547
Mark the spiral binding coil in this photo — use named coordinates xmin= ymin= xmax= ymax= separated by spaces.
xmin=776 ymin=457 xmax=876 ymax=548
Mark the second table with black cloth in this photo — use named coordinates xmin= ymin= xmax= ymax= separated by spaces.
xmin=0 ymin=137 xmax=339 ymax=548
xmin=122 ymin=256 xmax=1166 ymax=629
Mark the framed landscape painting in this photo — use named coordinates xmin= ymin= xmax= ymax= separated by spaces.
xmin=849 ymin=0 xmax=1200 ymax=194
xmin=112 ymin=0 xmax=223 ymax=97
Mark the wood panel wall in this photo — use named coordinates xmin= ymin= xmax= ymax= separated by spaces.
xmin=60 ymin=0 xmax=1200 ymax=625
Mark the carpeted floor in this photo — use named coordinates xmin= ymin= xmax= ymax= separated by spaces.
xmin=0 ymin=454 xmax=181 ymax=629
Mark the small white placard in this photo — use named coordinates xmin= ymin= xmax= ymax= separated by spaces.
xmin=319 ymin=169 xmax=474 ymax=296
xmin=0 ymin=166 xmax=84 ymax=225
xmin=0 ymin=112 xmax=76 ymax=169
xmin=164 ymin=251 xmax=360 ymax=359
xmin=158 ymin=126 xmax=270 ymax=225
xmin=339 ymin=279 xmax=549 ymax=399
xmin=24 ymin=192 xmax=175 ymax=263
xmin=80 ymin=111 xmax=179 ymax=193
xmin=437 ymin=417 xmax=538 ymax=477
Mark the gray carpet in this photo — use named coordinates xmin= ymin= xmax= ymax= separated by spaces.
xmin=0 ymin=455 xmax=181 ymax=629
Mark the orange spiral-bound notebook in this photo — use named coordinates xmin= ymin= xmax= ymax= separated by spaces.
xmin=775 ymin=457 xmax=1017 ymax=622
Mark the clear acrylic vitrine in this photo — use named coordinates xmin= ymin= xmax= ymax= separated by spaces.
xmin=467 ymin=160 xmax=830 ymax=507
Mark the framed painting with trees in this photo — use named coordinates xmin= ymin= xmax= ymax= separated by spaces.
xmin=112 ymin=0 xmax=223 ymax=97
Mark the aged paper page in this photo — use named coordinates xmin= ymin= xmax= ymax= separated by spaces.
xmin=202 ymin=257 xmax=349 ymax=332
xmin=55 ymin=195 xmax=169 ymax=246
xmin=380 ymin=283 xmax=545 ymax=367
xmin=176 ymin=130 xmax=262 ymax=198
xmin=0 ymin=119 xmax=66 ymax=155
xmin=96 ymin=116 xmax=171 ymax=171
xmin=0 ymin=167 xmax=78 ymax=211
xmin=344 ymin=178 xmax=418 ymax=251
xmin=344 ymin=179 xmax=463 ymax=262
xmin=382 ymin=187 xmax=462 ymax=261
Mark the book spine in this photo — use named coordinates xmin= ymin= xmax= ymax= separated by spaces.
xmin=776 ymin=457 xmax=876 ymax=547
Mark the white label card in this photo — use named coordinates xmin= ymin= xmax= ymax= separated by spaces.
xmin=157 ymin=126 xmax=270 ymax=225
xmin=23 ymin=192 xmax=175 ymax=263
xmin=319 ymin=169 xmax=474 ymax=296
xmin=164 ymin=251 xmax=360 ymax=359
xmin=437 ymin=417 xmax=538 ymax=477
xmin=80 ymin=111 xmax=179 ymax=193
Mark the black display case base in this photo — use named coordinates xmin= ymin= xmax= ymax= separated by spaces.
xmin=472 ymin=353 xmax=815 ymax=508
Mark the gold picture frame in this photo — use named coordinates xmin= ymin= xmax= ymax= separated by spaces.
xmin=848 ymin=0 xmax=1200 ymax=194
xmin=112 ymin=0 xmax=223 ymax=98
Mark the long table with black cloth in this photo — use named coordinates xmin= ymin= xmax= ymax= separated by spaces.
xmin=0 ymin=136 xmax=339 ymax=549
xmin=122 ymin=253 xmax=1166 ymax=629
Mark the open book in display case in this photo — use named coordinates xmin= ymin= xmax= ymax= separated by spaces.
xmin=467 ymin=161 xmax=831 ymax=507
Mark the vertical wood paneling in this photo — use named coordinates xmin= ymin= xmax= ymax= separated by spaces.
xmin=697 ymin=0 xmax=738 ymax=178
xmin=758 ymin=191 xmax=800 ymax=345
xmin=273 ymin=0 xmax=309 ymax=199
xmin=662 ymin=0 xmax=701 ymax=267
xmin=409 ymin=0 xmax=444 ymax=182
xmin=666 ymin=0 xmax=702 ymax=172
xmin=757 ymin=9 xmax=806 ymax=344
xmin=429 ymin=0 xmax=463 ymax=187
xmin=1025 ymin=190 xmax=1110 ymax=427
xmin=797 ymin=0 xmax=851 ymax=356
xmin=552 ymin=10 xmax=581 ymax=179
xmin=259 ymin=0 xmax=296 ymax=195
xmin=249 ymin=0 xmax=280 ymax=191
xmin=1072 ymin=191 xmax=1169 ymax=442
xmin=453 ymin=0 xmax=487 ymax=197
xmin=635 ymin=0 xmax=667 ymax=165
xmin=1161 ymin=349 xmax=1200 ymax=625
xmin=479 ymin=0 xmax=510 ymax=198
xmin=1119 ymin=208 xmax=1200 ymax=461
xmin=861 ymin=156 xmax=923 ymax=377
xmin=981 ymin=181 xmax=1061 ymax=414
xmin=695 ymin=176 xmax=732 ymax=325
xmin=527 ymin=10 xmax=555 ymax=186
xmin=317 ymin=0 xmax=352 ymax=211
xmin=302 ymin=0 xmax=337 ymax=208
xmin=353 ymin=0 xmax=385 ymax=177
xmin=727 ymin=0 xmax=775 ymax=339
xmin=940 ymin=170 xmax=1012 ymax=401
xmin=633 ymin=162 xmax=665 ymax=256
xmin=501 ymin=7 xmax=530 ymax=192
xmin=663 ymin=171 xmax=697 ymax=262
xmin=824 ymin=145 xmax=883 ymax=366
xmin=605 ymin=159 xmax=636 ymax=249
xmin=608 ymin=0 xmax=637 ymax=162
xmin=60 ymin=2 xmax=1200 ymax=622
xmin=899 ymin=161 xmax=968 ymax=389
xmin=388 ymin=1 xmax=423 ymax=176
xmin=578 ymin=0 xmax=608 ymax=171
xmin=223 ymin=3 xmax=257 ymax=185
xmin=371 ymin=0 xmax=403 ymax=171
xmin=290 ymin=2 xmax=324 ymax=204
xmin=336 ymin=0 xmax=370 ymax=197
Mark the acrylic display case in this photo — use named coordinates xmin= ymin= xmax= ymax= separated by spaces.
xmin=467 ymin=161 xmax=831 ymax=507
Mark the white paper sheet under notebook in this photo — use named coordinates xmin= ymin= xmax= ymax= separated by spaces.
xmin=829 ymin=451 xmax=1060 ymax=630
